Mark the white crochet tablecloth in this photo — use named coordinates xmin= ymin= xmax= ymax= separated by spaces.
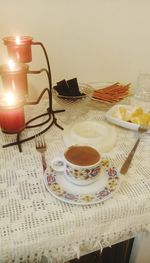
xmin=0 ymin=96 xmax=150 ymax=263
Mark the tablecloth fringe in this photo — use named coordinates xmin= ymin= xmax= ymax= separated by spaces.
xmin=40 ymin=226 xmax=150 ymax=263
xmin=143 ymin=224 xmax=150 ymax=233
xmin=41 ymin=239 xmax=112 ymax=263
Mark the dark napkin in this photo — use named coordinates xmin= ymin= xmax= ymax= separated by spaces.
xmin=54 ymin=78 xmax=85 ymax=97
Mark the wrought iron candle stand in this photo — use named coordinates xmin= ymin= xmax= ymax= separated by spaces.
xmin=1 ymin=37 xmax=65 ymax=152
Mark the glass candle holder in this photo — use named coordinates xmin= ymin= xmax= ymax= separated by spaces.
xmin=0 ymin=93 xmax=25 ymax=134
xmin=0 ymin=62 xmax=29 ymax=97
xmin=3 ymin=36 xmax=33 ymax=63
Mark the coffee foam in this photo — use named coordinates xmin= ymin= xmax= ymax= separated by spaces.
xmin=64 ymin=145 xmax=100 ymax=166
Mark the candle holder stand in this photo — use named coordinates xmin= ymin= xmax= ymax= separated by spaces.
xmin=2 ymin=40 xmax=65 ymax=152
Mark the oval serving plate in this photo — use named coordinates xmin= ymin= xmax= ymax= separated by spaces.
xmin=105 ymin=104 xmax=150 ymax=131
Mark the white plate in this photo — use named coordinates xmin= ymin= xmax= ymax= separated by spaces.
xmin=63 ymin=120 xmax=117 ymax=153
xmin=43 ymin=159 xmax=120 ymax=205
xmin=88 ymin=81 xmax=113 ymax=90
xmin=105 ymin=104 xmax=149 ymax=131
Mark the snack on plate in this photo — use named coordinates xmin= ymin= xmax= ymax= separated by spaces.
xmin=92 ymin=82 xmax=131 ymax=103
xmin=113 ymin=106 xmax=150 ymax=126
xmin=54 ymin=78 xmax=85 ymax=97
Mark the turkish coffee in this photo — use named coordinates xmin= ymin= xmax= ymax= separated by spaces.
xmin=64 ymin=145 xmax=100 ymax=166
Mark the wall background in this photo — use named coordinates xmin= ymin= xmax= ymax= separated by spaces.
xmin=0 ymin=1 xmax=150 ymax=262
xmin=1 ymin=0 xmax=150 ymax=98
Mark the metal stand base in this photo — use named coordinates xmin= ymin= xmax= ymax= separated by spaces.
xmin=2 ymin=40 xmax=65 ymax=152
xmin=2 ymin=107 xmax=65 ymax=152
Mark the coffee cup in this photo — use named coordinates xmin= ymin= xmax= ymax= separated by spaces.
xmin=51 ymin=145 xmax=101 ymax=186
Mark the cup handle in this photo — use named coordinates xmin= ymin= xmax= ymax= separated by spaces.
xmin=51 ymin=157 xmax=65 ymax=172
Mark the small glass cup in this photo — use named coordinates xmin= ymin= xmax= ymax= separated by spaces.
xmin=135 ymin=73 xmax=150 ymax=101
xmin=3 ymin=36 xmax=33 ymax=63
xmin=0 ymin=97 xmax=25 ymax=134
xmin=0 ymin=63 xmax=29 ymax=97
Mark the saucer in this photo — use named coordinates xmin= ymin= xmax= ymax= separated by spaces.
xmin=43 ymin=159 xmax=120 ymax=205
xmin=57 ymin=94 xmax=87 ymax=101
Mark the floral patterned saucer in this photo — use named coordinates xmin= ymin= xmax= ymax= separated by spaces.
xmin=43 ymin=159 xmax=120 ymax=205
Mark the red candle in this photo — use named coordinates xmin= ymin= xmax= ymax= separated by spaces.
xmin=0 ymin=92 xmax=25 ymax=134
xmin=0 ymin=61 xmax=29 ymax=97
xmin=3 ymin=36 xmax=33 ymax=63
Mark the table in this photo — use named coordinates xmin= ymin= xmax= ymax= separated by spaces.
xmin=0 ymin=95 xmax=150 ymax=263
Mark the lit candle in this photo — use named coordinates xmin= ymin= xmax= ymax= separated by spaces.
xmin=8 ymin=59 xmax=15 ymax=70
xmin=3 ymin=36 xmax=33 ymax=63
xmin=0 ymin=92 xmax=25 ymax=134
xmin=16 ymin=36 xmax=21 ymax=45
xmin=0 ymin=60 xmax=29 ymax=97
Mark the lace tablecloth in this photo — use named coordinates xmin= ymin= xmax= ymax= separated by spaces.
xmin=0 ymin=97 xmax=150 ymax=263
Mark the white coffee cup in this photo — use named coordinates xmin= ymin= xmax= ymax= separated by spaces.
xmin=51 ymin=145 xmax=101 ymax=186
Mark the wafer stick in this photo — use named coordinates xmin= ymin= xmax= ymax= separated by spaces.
xmin=95 ymin=82 xmax=119 ymax=92
xmin=93 ymin=93 xmax=119 ymax=101
xmin=92 ymin=82 xmax=131 ymax=103
xmin=92 ymin=97 xmax=116 ymax=103
xmin=95 ymin=85 xmax=129 ymax=94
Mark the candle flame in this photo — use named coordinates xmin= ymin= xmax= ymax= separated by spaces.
xmin=3 ymin=92 xmax=16 ymax=106
xmin=12 ymin=80 xmax=15 ymax=91
xmin=16 ymin=36 xmax=21 ymax=45
xmin=8 ymin=59 xmax=15 ymax=70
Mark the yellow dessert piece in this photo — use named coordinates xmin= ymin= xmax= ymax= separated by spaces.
xmin=114 ymin=106 xmax=150 ymax=126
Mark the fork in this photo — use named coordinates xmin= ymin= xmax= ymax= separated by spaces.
xmin=35 ymin=134 xmax=47 ymax=171
xmin=120 ymin=126 xmax=149 ymax=175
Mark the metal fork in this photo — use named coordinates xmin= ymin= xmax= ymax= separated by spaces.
xmin=35 ymin=134 xmax=47 ymax=171
xmin=120 ymin=126 xmax=149 ymax=175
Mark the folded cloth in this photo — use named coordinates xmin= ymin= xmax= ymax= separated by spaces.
xmin=54 ymin=79 xmax=71 ymax=96
xmin=54 ymin=78 xmax=85 ymax=97
xmin=67 ymin=78 xmax=81 ymax=96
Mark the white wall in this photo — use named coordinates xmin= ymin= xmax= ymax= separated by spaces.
xmin=1 ymin=0 xmax=150 ymax=98
xmin=0 ymin=1 xmax=150 ymax=262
